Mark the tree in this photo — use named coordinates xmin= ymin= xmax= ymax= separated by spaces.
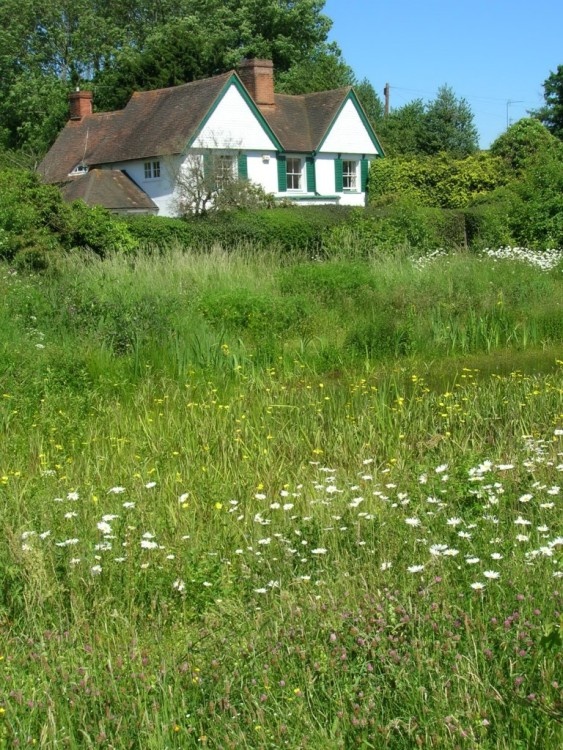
xmin=93 ymin=19 xmax=222 ymax=111
xmin=532 ymin=65 xmax=563 ymax=141
xmin=0 ymin=0 xmax=335 ymax=154
xmin=376 ymin=86 xmax=478 ymax=158
xmin=490 ymin=118 xmax=562 ymax=173
xmin=376 ymin=100 xmax=426 ymax=157
xmin=276 ymin=42 xmax=354 ymax=94
xmin=171 ymin=141 xmax=274 ymax=216
xmin=421 ymin=85 xmax=478 ymax=157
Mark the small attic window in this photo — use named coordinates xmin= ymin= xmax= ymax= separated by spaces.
xmin=69 ymin=163 xmax=88 ymax=176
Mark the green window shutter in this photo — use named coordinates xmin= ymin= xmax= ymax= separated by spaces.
xmin=306 ymin=156 xmax=316 ymax=193
xmin=361 ymin=158 xmax=369 ymax=192
xmin=277 ymin=154 xmax=287 ymax=192
xmin=203 ymin=153 xmax=212 ymax=177
xmin=237 ymin=153 xmax=248 ymax=180
xmin=334 ymin=158 xmax=343 ymax=192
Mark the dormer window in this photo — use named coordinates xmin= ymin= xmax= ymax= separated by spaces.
xmin=69 ymin=163 xmax=88 ymax=176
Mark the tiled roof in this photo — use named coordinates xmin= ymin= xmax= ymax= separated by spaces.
xmin=38 ymin=112 xmax=124 ymax=183
xmin=260 ymin=88 xmax=351 ymax=152
xmin=39 ymin=72 xmax=357 ymax=185
xmin=39 ymin=71 xmax=233 ymax=180
xmin=62 ymin=169 xmax=158 ymax=211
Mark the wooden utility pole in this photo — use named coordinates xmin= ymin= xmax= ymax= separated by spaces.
xmin=384 ymin=83 xmax=390 ymax=117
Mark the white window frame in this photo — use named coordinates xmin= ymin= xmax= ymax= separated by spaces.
xmin=144 ymin=160 xmax=161 ymax=180
xmin=342 ymin=159 xmax=359 ymax=191
xmin=215 ymin=154 xmax=237 ymax=188
xmin=286 ymin=156 xmax=303 ymax=191
xmin=69 ymin=163 xmax=88 ymax=176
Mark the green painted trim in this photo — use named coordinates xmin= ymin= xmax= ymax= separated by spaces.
xmin=277 ymin=153 xmax=287 ymax=192
xmin=334 ymin=157 xmax=343 ymax=192
xmin=187 ymin=74 xmax=283 ymax=152
xmin=306 ymin=156 xmax=316 ymax=193
xmin=237 ymin=153 xmax=248 ymax=180
xmin=361 ymin=158 xmax=369 ymax=192
xmin=316 ymin=89 xmax=385 ymax=157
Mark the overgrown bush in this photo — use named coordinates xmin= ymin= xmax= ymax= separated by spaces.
xmin=0 ymin=167 xmax=138 ymax=263
xmin=490 ymin=118 xmax=563 ymax=173
xmin=368 ymin=152 xmax=507 ymax=209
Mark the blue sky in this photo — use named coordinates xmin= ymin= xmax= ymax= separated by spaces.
xmin=323 ymin=0 xmax=562 ymax=148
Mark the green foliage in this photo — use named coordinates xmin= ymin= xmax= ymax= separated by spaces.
xmin=376 ymin=100 xmax=426 ymax=157
xmin=199 ymin=288 xmax=310 ymax=339
xmin=507 ymin=149 xmax=563 ymax=248
xmin=531 ymin=63 xmax=563 ymax=140
xmin=92 ymin=18 xmax=221 ymax=111
xmin=463 ymin=194 xmax=516 ymax=249
xmin=377 ymin=86 xmax=479 ymax=158
xmin=276 ymin=42 xmax=355 ymax=94
xmin=67 ymin=202 xmax=138 ymax=256
xmin=126 ymin=206 xmax=351 ymax=254
xmin=422 ymin=84 xmax=479 ymax=157
xmin=490 ymin=118 xmax=562 ymax=172
xmin=0 ymin=167 xmax=137 ymax=261
xmin=369 ymin=152 xmax=508 ymax=209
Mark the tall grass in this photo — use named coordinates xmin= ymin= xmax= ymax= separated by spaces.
xmin=0 ymin=250 xmax=562 ymax=748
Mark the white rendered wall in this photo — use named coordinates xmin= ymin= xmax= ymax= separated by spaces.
xmin=247 ymin=151 xmax=278 ymax=194
xmin=192 ymin=84 xmax=278 ymax=151
xmin=319 ymin=99 xmax=379 ymax=155
xmin=315 ymin=154 xmax=336 ymax=195
xmin=104 ymin=157 xmax=180 ymax=216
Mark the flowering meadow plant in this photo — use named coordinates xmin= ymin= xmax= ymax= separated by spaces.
xmin=0 ymin=250 xmax=562 ymax=747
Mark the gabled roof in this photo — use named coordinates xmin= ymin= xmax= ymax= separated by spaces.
xmin=62 ymin=169 xmax=158 ymax=212
xmin=40 ymin=71 xmax=235 ymax=181
xmin=39 ymin=67 xmax=382 ymax=185
xmin=260 ymin=88 xmax=354 ymax=153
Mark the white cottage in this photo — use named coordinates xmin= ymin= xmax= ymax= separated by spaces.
xmin=39 ymin=60 xmax=384 ymax=215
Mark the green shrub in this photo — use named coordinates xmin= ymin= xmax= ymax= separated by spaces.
xmin=490 ymin=118 xmax=563 ymax=173
xmin=125 ymin=207 xmax=352 ymax=254
xmin=369 ymin=152 xmax=508 ymax=209
xmin=0 ymin=167 xmax=138 ymax=260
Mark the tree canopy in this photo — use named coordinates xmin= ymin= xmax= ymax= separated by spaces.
xmin=377 ymin=86 xmax=478 ymax=158
xmin=531 ymin=64 xmax=563 ymax=141
xmin=0 ymin=0 xmax=336 ymax=153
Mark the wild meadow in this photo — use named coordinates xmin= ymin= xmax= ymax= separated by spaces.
xmin=0 ymin=245 xmax=562 ymax=749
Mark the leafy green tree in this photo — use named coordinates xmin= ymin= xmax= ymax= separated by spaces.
xmin=531 ymin=65 xmax=563 ymax=141
xmin=505 ymin=149 xmax=563 ymax=248
xmin=490 ymin=118 xmax=562 ymax=173
xmin=276 ymin=43 xmax=354 ymax=94
xmin=377 ymin=86 xmax=478 ymax=158
xmin=376 ymin=100 xmax=426 ymax=156
xmin=93 ymin=19 xmax=222 ymax=111
xmin=422 ymin=85 xmax=478 ymax=157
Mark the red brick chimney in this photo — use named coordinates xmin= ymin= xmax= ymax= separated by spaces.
xmin=237 ymin=59 xmax=275 ymax=107
xmin=69 ymin=90 xmax=93 ymax=120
